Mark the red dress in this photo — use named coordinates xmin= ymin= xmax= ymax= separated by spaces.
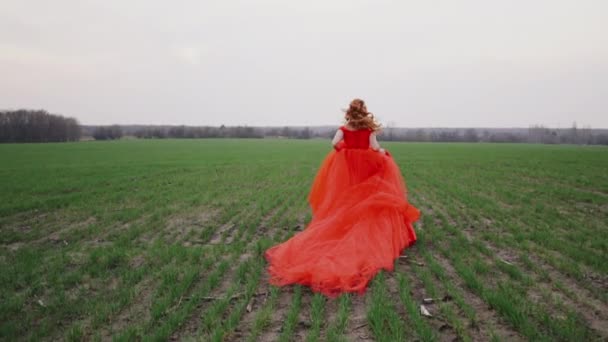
xmin=264 ymin=126 xmax=420 ymax=298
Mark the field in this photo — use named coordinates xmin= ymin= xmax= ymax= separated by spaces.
xmin=1 ymin=139 xmax=607 ymax=341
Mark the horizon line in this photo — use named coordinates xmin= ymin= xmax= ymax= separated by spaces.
xmin=79 ymin=123 xmax=608 ymax=130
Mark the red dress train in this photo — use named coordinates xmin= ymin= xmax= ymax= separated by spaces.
xmin=264 ymin=126 xmax=420 ymax=298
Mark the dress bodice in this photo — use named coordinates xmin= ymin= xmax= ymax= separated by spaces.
xmin=339 ymin=126 xmax=372 ymax=149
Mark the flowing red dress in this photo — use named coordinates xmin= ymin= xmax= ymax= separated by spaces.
xmin=264 ymin=126 xmax=420 ymax=298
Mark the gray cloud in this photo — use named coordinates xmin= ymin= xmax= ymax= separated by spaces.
xmin=1 ymin=0 xmax=607 ymax=127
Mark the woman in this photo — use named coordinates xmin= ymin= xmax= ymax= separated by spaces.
xmin=264 ymin=98 xmax=420 ymax=298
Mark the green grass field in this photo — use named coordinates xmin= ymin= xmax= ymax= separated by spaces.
xmin=1 ymin=139 xmax=607 ymax=341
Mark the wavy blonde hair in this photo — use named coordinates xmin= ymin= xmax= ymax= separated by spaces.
xmin=342 ymin=98 xmax=382 ymax=131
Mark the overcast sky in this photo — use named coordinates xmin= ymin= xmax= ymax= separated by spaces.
xmin=1 ymin=1 xmax=607 ymax=128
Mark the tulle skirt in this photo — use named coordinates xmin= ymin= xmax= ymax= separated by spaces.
xmin=264 ymin=146 xmax=420 ymax=298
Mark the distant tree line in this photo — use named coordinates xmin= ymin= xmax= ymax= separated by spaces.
xmin=4 ymin=109 xmax=607 ymax=145
xmin=0 ymin=109 xmax=81 ymax=143
xmin=379 ymin=123 xmax=608 ymax=145
xmin=131 ymin=125 xmax=264 ymax=139
xmin=81 ymin=123 xmax=608 ymax=145
xmin=92 ymin=125 xmax=123 ymax=140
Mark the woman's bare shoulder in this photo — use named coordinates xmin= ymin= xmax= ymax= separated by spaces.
xmin=341 ymin=124 xmax=360 ymax=132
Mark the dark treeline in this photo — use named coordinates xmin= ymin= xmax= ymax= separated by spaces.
xmin=134 ymin=125 xmax=264 ymax=139
xmin=81 ymin=125 xmax=317 ymax=140
xmin=92 ymin=125 xmax=123 ymax=140
xmin=82 ymin=123 xmax=608 ymax=145
xmin=124 ymin=125 xmax=313 ymax=139
xmin=83 ymin=125 xmax=312 ymax=139
xmin=380 ymin=124 xmax=608 ymax=145
xmin=3 ymin=109 xmax=607 ymax=145
xmin=0 ymin=110 xmax=81 ymax=143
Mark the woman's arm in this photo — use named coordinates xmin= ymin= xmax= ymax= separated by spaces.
xmin=331 ymin=129 xmax=343 ymax=149
xmin=369 ymin=132 xmax=385 ymax=154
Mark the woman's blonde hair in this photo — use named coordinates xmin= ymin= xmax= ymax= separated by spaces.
xmin=342 ymin=98 xmax=382 ymax=131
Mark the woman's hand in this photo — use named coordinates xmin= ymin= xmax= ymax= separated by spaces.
xmin=379 ymin=148 xmax=391 ymax=157
xmin=333 ymin=141 xmax=346 ymax=151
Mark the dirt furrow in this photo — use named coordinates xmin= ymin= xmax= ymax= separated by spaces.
xmin=96 ymin=277 xmax=156 ymax=340
xmin=343 ymin=292 xmax=373 ymax=341
xmin=168 ymin=258 xmax=238 ymax=340
xmin=256 ymin=288 xmax=293 ymax=341
xmin=431 ymin=252 xmax=524 ymax=341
